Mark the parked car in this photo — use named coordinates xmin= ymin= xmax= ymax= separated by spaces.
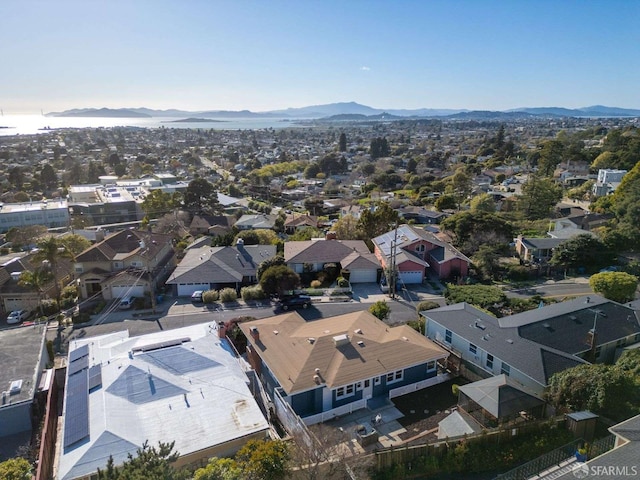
xmin=191 ymin=290 xmax=204 ymax=302
xmin=7 ymin=310 xmax=29 ymax=324
xmin=276 ymin=295 xmax=312 ymax=311
xmin=118 ymin=296 xmax=136 ymax=310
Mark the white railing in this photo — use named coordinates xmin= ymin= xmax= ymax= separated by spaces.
xmin=389 ymin=373 xmax=451 ymax=399
xmin=302 ymin=398 xmax=367 ymax=426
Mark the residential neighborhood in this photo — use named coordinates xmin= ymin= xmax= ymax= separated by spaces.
xmin=0 ymin=114 xmax=639 ymax=480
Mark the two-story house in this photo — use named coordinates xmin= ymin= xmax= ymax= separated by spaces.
xmin=74 ymin=230 xmax=175 ymax=301
xmin=373 ymin=224 xmax=470 ymax=283
xmin=423 ymin=296 xmax=640 ymax=396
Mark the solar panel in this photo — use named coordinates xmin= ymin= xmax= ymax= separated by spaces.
xmin=64 ymin=369 xmax=89 ymax=449
xmin=68 ymin=354 xmax=89 ymax=376
xmin=70 ymin=344 xmax=89 ymax=363
xmin=88 ymin=365 xmax=102 ymax=390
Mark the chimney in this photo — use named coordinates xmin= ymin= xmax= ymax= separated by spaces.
xmin=250 ymin=326 xmax=260 ymax=342
xmin=218 ymin=321 xmax=226 ymax=339
xmin=325 ymin=231 xmax=337 ymax=241
xmin=236 ymin=238 xmax=245 ymax=248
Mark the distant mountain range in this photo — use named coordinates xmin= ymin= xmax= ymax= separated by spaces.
xmin=46 ymin=102 xmax=640 ymax=120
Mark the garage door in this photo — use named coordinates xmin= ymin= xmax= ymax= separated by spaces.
xmin=111 ymin=285 xmax=145 ymax=299
xmin=348 ymin=269 xmax=378 ymax=283
xmin=177 ymin=283 xmax=211 ymax=297
xmin=399 ymin=270 xmax=423 ymax=284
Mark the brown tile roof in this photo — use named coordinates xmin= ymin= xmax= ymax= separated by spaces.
xmin=75 ymin=230 xmax=172 ymax=263
xmin=240 ymin=311 xmax=447 ymax=394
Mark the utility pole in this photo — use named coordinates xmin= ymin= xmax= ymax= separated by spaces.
xmin=390 ymin=221 xmax=399 ymax=300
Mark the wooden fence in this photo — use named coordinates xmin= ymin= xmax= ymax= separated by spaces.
xmin=35 ymin=367 xmax=65 ymax=480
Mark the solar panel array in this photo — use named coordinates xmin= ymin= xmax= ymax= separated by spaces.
xmin=88 ymin=364 xmax=102 ymax=390
xmin=63 ymin=369 xmax=89 ymax=448
xmin=69 ymin=344 xmax=89 ymax=362
xmin=68 ymin=354 xmax=89 ymax=376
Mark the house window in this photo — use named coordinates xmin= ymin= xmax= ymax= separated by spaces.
xmin=501 ymin=362 xmax=511 ymax=376
xmin=426 ymin=360 xmax=436 ymax=371
xmin=373 ymin=377 xmax=381 ymax=386
xmin=486 ymin=354 xmax=494 ymax=369
xmin=469 ymin=343 xmax=477 ymax=355
xmin=336 ymin=384 xmax=355 ymax=399
xmin=616 ymin=339 xmax=625 ymax=347
xmin=415 ymin=244 xmax=425 ymax=253
xmin=445 ymin=329 xmax=452 ymax=344
xmin=355 ymin=382 xmax=362 ymax=391
xmin=386 ymin=370 xmax=403 ymax=384
xmin=364 ymin=379 xmax=370 ymax=388
xmin=75 ymin=267 xmax=83 ymax=273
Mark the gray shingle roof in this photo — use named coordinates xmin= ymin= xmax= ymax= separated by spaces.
xmin=424 ymin=303 xmax=587 ymax=386
xmin=167 ymin=244 xmax=276 ymax=285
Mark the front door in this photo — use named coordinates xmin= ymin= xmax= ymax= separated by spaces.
xmin=362 ymin=378 xmax=373 ymax=401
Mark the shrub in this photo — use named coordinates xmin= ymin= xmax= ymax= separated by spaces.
xmin=241 ymin=285 xmax=266 ymax=301
xmin=310 ymin=280 xmax=322 ymax=288
xmin=337 ymin=276 xmax=350 ymax=288
xmin=93 ymin=301 xmax=106 ymax=314
xmin=61 ymin=284 xmax=78 ymax=299
xmin=72 ymin=312 xmax=91 ymax=325
xmin=46 ymin=340 xmax=55 ymax=362
xmin=41 ymin=299 xmax=59 ymax=316
xmin=506 ymin=265 xmax=532 ymax=282
xmin=416 ymin=300 xmax=440 ymax=312
xmin=219 ymin=288 xmax=238 ymax=303
xmin=202 ymin=289 xmax=219 ymax=303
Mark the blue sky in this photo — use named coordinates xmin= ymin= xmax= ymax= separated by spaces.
xmin=2 ymin=0 xmax=639 ymax=113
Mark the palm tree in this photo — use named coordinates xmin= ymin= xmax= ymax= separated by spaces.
xmin=32 ymin=236 xmax=75 ymax=308
xmin=18 ymin=268 xmax=54 ymax=316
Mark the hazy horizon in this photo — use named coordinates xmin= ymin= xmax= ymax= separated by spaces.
xmin=3 ymin=0 xmax=639 ymax=114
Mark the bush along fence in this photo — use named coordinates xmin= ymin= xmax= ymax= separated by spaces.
xmin=372 ymin=419 xmax=574 ymax=479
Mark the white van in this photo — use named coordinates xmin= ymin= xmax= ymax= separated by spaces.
xmin=119 ymin=296 xmax=135 ymax=310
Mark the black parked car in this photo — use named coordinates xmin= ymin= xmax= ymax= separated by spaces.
xmin=276 ymin=295 xmax=312 ymax=311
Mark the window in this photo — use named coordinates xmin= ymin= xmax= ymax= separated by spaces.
xmin=445 ymin=329 xmax=452 ymax=344
xmin=486 ymin=354 xmax=494 ymax=369
xmin=501 ymin=362 xmax=511 ymax=376
xmin=336 ymin=384 xmax=355 ymax=399
xmin=595 ymin=346 xmax=602 ymax=358
xmin=415 ymin=244 xmax=425 ymax=253
xmin=374 ymin=376 xmax=381 ymax=386
xmin=386 ymin=370 xmax=403 ymax=384
xmin=426 ymin=360 xmax=436 ymax=371
xmin=469 ymin=343 xmax=477 ymax=355
xmin=355 ymin=382 xmax=362 ymax=391
xmin=364 ymin=379 xmax=370 ymax=388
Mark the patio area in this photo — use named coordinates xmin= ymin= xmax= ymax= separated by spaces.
xmin=324 ymin=399 xmax=408 ymax=452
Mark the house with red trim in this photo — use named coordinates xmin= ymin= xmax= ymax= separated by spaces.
xmin=372 ymin=224 xmax=470 ymax=283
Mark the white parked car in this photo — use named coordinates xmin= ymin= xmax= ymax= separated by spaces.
xmin=7 ymin=310 xmax=29 ymax=324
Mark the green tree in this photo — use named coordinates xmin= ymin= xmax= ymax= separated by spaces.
xmin=357 ymin=202 xmax=400 ymax=240
xmin=0 ymin=457 xmax=32 ymax=480
xmin=59 ymin=234 xmax=91 ymax=257
xmin=589 ymin=272 xmax=638 ymax=303
xmin=304 ymin=163 xmax=321 ymax=179
xmin=450 ymin=169 xmax=472 ymax=207
xmin=472 ymin=245 xmax=503 ymax=282
xmin=97 ymin=441 xmax=186 ymax=480
xmin=338 ymin=132 xmax=347 ymax=152
xmin=259 ymin=265 xmax=300 ymax=297
xmin=369 ymin=300 xmax=391 ymax=321
xmin=434 ymin=194 xmax=458 ymax=211
xmin=331 ymin=214 xmax=360 ymax=240
xmin=470 ymin=193 xmax=496 ymax=213
xmin=257 ymin=255 xmax=286 ymax=280
xmin=236 ymin=439 xmax=290 ymax=480
xmin=194 ymin=457 xmax=242 ymax=480
xmin=546 ymin=364 xmax=639 ymax=422
xmin=370 ymin=137 xmax=390 ymax=159
xmin=536 ymin=140 xmax=564 ymax=177
xmin=18 ymin=268 xmax=53 ymax=316
xmin=33 ymin=236 xmax=75 ymax=306
xmin=289 ymin=227 xmax=324 ymax=241
xmin=40 ymin=163 xmax=58 ymax=190
xmin=440 ymin=211 xmax=514 ymax=255
xmin=8 ymin=166 xmax=25 ymax=189
xmin=6 ymin=225 xmax=48 ymax=249
xmin=549 ymin=234 xmax=613 ymax=275
xmin=142 ymin=190 xmax=181 ymax=220
xmin=517 ymin=174 xmax=562 ymax=220
xmin=183 ymin=178 xmax=220 ymax=215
